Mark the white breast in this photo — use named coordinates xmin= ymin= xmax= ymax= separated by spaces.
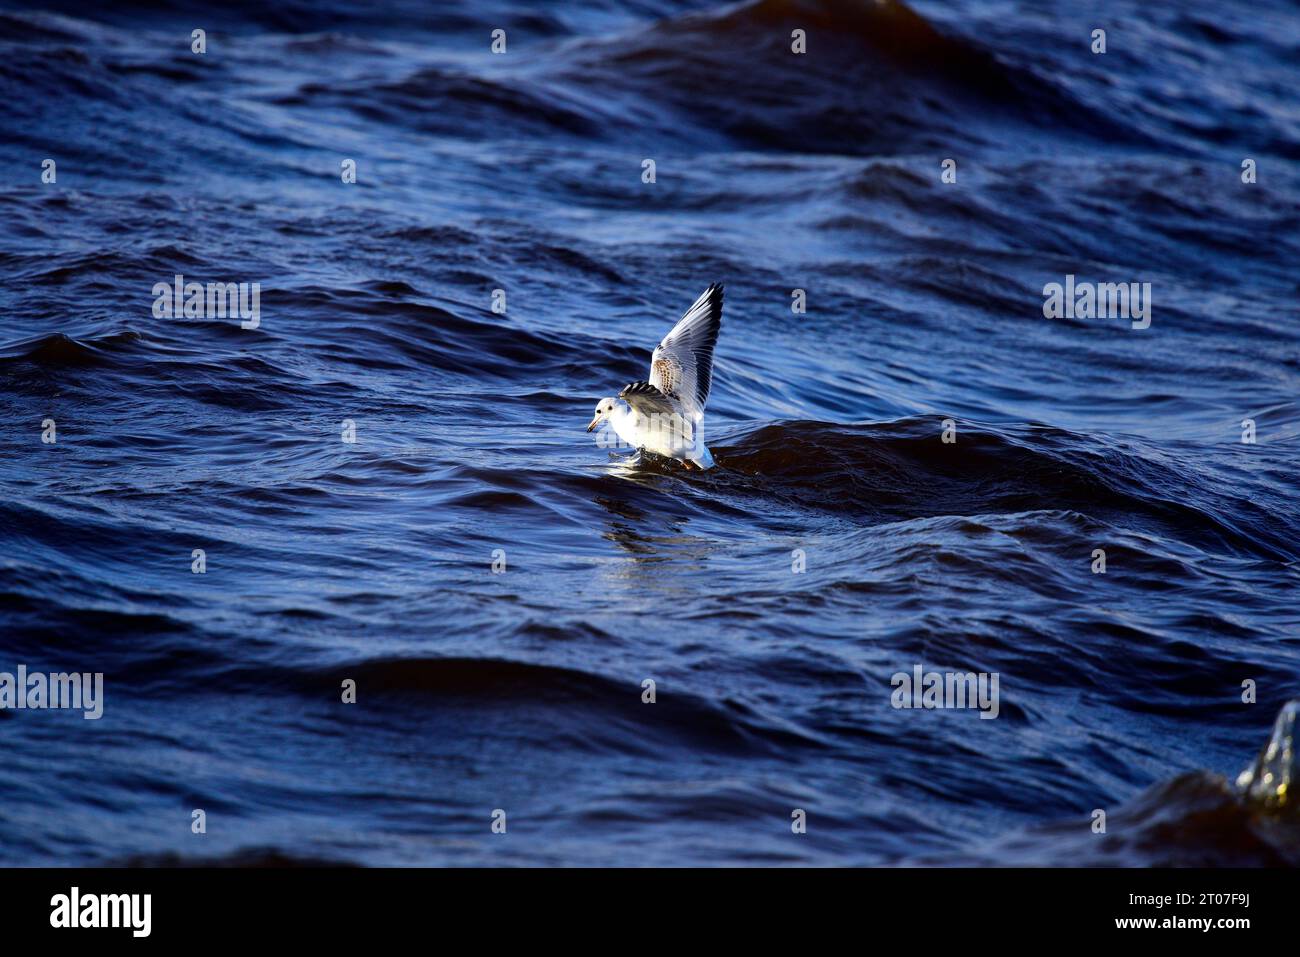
xmin=609 ymin=403 xmax=708 ymax=462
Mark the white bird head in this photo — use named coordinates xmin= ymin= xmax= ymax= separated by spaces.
xmin=586 ymin=397 xmax=618 ymax=432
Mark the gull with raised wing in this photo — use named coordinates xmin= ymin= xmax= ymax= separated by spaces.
xmin=586 ymin=283 xmax=724 ymax=469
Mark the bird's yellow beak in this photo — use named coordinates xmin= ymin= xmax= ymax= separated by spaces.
xmin=586 ymin=414 xmax=602 ymax=433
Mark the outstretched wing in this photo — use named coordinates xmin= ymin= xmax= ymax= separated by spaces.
xmin=618 ymin=380 xmax=678 ymax=417
xmin=649 ymin=283 xmax=724 ymax=418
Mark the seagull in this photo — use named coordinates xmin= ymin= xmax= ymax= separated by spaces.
xmin=586 ymin=283 xmax=724 ymax=469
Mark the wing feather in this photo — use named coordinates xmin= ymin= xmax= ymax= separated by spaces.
xmin=649 ymin=283 xmax=724 ymax=418
xmin=618 ymin=380 xmax=678 ymax=417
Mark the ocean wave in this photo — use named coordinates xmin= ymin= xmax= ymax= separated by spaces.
xmin=689 ymin=420 xmax=1297 ymax=562
xmin=932 ymin=701 xmax=1300 ymax=866
xmin=2 ymin=0 xmax=1298 ymax=868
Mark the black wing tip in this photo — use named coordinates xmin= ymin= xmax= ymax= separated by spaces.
xmin=699 ymin=283 xmax=724 ymax=324
xmin=707 ymin=283 xmax=724 ymax=328
xmin=620 ymin=380 xmax=657 ymax=398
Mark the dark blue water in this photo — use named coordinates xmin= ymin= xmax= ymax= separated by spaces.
xmin=1 ymin=0 xmax=1298 ymax=866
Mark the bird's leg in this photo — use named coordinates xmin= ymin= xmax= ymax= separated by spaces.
xmin=681 ymin=459 xmax=696 ymax=471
